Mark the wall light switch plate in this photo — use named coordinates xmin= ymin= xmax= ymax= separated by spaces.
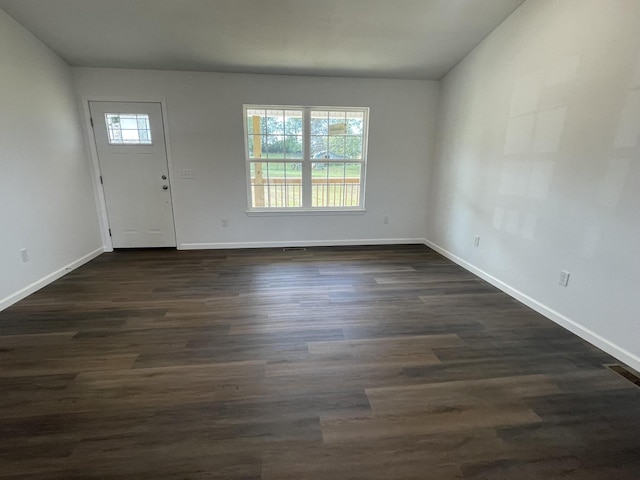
xmin=558 ymin=270 xmax=570 ymax=287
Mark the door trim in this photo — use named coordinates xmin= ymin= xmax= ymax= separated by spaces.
xmin=81 ymin=96 xmax=178 ymax=251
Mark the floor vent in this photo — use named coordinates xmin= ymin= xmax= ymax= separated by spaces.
xmin=282 ymin=247 xmax=307 ymax=252
xmin=606 ymin=364 xmax=640 ymax=387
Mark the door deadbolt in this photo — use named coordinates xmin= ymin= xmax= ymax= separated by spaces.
xmin=161 ymin=175 xmax=167 ymax=180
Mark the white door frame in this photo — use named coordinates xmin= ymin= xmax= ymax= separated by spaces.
xmin=81 ymin=96 xmax=178 ymax=251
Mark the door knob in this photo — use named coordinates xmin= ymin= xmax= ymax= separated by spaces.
xmin=162 ymin=185 xmax=168 ymax=190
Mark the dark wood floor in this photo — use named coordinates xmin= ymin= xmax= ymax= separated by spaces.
xmin=1 ymin=245 xmax=639 ymax=479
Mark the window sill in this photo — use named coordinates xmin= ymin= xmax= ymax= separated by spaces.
xmin=246 ymin=209 xmax=366 ymax=217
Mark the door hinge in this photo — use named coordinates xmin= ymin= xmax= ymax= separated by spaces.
xmin=90 ymin=117 xmax=94 ymax=127
xmin=108 ymin=228 xmax=112 ymax=237
xmin=99 ymin=175 xmax=103 ymax=185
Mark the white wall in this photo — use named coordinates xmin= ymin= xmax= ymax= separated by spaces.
xmin=428 ymin=0 xmax=640 ymax=370
xmin=72 ymin=68 xmax=438 ymax=248
xmin=0 ymin=10 xmax=103 ymax=310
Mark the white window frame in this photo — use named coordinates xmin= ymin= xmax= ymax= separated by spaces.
xmin=243 ymin=105 xmax=369 ymax=213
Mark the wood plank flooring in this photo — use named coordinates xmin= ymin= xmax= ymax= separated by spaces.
xmin=0 ymin=245 xmax=638 ymax=479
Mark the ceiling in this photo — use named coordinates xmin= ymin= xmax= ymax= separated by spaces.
xmin=0 ymin=0 xmax=526 ymax=80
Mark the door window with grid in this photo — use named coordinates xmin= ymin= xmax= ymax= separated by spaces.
xmin=244 ymin=105 xmax=368 ymax=211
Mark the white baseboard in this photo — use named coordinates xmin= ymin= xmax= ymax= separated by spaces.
xmin=179 ymin=238 xmax=426 ymax=250
xmin=0 ymin=247 xmax=104 ymax=312
xmin=424 ymin=239 xmax=640 ymax=373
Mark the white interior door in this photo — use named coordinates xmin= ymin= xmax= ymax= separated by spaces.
xmin=90 ymin=101 xmax=176 ymax=248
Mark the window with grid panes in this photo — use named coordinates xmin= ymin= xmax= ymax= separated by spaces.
xmin=244 ymin=105 xmax=368 ymax=211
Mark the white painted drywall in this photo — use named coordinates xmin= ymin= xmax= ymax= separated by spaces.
xmin=428 ymin=0 xmax=640 ymax=369
xmin=72 ymin=69 xmax=438 ymax=248
xmin=0 ymin=9 xmax=102 ymax=309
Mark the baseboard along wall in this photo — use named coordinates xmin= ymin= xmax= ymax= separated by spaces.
xmin=0 ymin=247 xmax=104 ymax=312
xmin=423 ymin=239 xmax=640 ymax=373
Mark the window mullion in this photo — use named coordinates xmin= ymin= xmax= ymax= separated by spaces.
xmin=301 ymin=108 xmax=312 ymax=208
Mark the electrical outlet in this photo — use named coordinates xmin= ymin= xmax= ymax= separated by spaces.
xmin=558 ymin=270 xmax=570 ymax=287
xmin=383 ymin=215 xmax=389 ymax=224
xmin=474 ymin=235 xmax=480 ymax=247
xmin=20 ymin=248 xmax=29 ymax=263
xmin=221 ymin=218 xmax=229 ymax=228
